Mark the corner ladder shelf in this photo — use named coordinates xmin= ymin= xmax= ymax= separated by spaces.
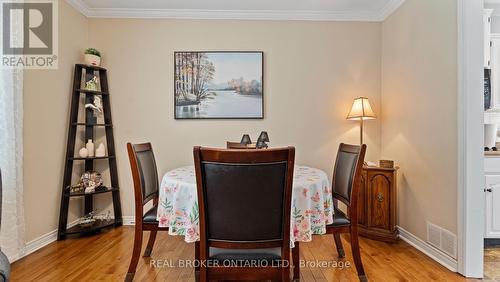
xmin=57 ymin=64 xmax=123 ymax=240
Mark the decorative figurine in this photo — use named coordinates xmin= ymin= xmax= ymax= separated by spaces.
xmin=95 ymin=143 xmax=106 ymax=157
xmin=78 ymin=147 xmax=89 ymax=158
xmin=85 ymin=95 xmax=103 ymax=116
xmin=85 ymin=75 xmax=99 ymax=91
xmin=80 ymin=170 xmax=103 ymax=194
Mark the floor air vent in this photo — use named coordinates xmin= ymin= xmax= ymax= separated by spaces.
xmin=426 ymin=222 xmax=457 ymax=259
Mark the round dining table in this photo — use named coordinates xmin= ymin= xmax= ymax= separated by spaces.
xmin=157 ymin=165 xmax=333 ymax=247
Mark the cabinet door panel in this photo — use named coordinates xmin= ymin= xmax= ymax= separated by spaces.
xmin=367 ymin=173 xmax=391 ymax=230
xmin=485 ymin=175 xmax=500 ymax=238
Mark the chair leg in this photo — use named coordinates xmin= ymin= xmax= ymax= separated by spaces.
xmin=195 ymin=241 xmax=200 ymax=282
xmin=143 ymin=230 xmax=157 ymax=257
xmin=282 ymin=265 xmax=291 ymax=282
xmin=292 ymin=242 xmax=300 ymax=281
xmin=126 ymin=226 xmax=143 ymax=282
xmin=349 ymin=229 xmax=367 ymax=282
xmin=333 ymin=233 xmax=345 ymax=258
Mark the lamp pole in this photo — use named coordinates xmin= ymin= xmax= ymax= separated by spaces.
xmin=360 ymin=118 xmax=364 ymax=145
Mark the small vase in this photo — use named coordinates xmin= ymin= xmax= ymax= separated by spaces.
xmin=95 ymin=143 xmax=106 ymax=157
xmin=78 ymin=147 xmax=89 ymax=158
xmin=86 ymin=139 xmax=95 ymax=157
xmin=84 ymin=54 xmax=101 ymax=66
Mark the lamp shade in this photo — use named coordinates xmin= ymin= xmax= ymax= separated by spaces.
xmin=240 ymin=134 xmax=252 ymax=145
xmin=258 ymin=131 xmax=270 ymax=142
xmin=346 ymin=97 xmax=376 ymax=120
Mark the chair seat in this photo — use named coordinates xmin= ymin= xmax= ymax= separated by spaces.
xmin=326 ymin=207 xmax=351 ymax=227
xmin=209 ymin=247 xmax=282 ymax=265
xmin=143 ymin=205 xmax=158 ymax=223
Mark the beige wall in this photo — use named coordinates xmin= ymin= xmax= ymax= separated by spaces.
xmin=87 ymin=19 xmax=382 ymax=218
xmin=22 ymin=1 xmax=460 ymax=247
xmin=23 ymin=0 xmax=88 ymax=242
xmin=381 ymin=0 xmax=458 ymax=239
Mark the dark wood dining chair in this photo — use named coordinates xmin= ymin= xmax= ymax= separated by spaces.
xmin=326 ymin=143 xmax=367 ymax=282
xmin=193 ymin=146 xmax=297 ymax=282
xmin=125 ymin=142 xmax=168 ymax=282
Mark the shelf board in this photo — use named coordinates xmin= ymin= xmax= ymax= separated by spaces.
xmin=76 ymin=89 xmax=108 ymax=95
xmin=65 ymin=187 xmax=119 ymax=197
xmin=71 ymin=122 xmax=112 ymax=127
xmin=68 ymin=156 xmax=115 ymax=160
xmin=76 ymin=64 xmax=107 ymax=71
xmin=63 ymin=219 xmax=119 ymax=235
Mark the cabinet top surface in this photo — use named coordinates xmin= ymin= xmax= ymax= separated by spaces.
xmin=363 ymin=165 xmax=399 ymax=171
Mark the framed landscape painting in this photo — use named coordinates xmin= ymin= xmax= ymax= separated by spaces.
xmin=174 ymin=51 xmax=264 ymax=119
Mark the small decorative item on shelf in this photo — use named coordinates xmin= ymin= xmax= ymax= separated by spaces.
xmin=83 ymin=48 xmax=101 ymax=66
xmin=80 ymin=170 xmax=103 ymax=194
xmin=95 ymin=143 xmax=106 ymax=157
xmin=240 ymin=134 xmax=252 ymax=145
xmin=79 ymin=209 xmax=112 ymax=228
xmin=85 ymin=95 xmax=103 ymax=117
xmin=84 ymin=75 xmax=100 ymax=91
xmin=79 ymin=213 xmax=97 ymax=228
xmin=256 ymin=131 xmax=269 ymax=149
xmin=78 ymin=147 xmax=89 ymax=158
xmin=69 ymin=183 xmax=84 ymax=194
xmin=86 ymin=139 xmax=95 ymax=157
xmin=379 ymin=160 xmax=394 ymax=168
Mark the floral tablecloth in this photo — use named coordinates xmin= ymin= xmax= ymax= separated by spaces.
xmin=157 ymin=165 xmax=333 ymax=247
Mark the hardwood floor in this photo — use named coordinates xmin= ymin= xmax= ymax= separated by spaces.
xmin=12 ymin=226 xmax=471 ymax=281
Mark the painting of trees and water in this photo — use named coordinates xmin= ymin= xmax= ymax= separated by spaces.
xmin=174 ymin=52 xmax=263 ymax=119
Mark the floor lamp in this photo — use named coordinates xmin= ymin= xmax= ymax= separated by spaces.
xmin=347 ymin=97 xmax=376 ymax=145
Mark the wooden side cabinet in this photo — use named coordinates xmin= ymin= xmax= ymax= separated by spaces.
xmin=357 ymin=166 xmax=399 ymax=242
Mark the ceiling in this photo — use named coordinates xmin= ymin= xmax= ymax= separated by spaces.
xmin=66 ymin=0 xmax=405 ymax=21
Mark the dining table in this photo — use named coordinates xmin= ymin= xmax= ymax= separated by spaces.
xmin=156 ymin=165 xmax=333 ymax=247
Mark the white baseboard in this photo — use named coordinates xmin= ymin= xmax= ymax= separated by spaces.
xmin=17 ymin=216 xmax=137 ymax=263
xmin=397 ymin=226 xmax=458 ymax=272
xmin=122 ymin=216 xmax=135 ymax=226
xmin=20 ymin=219 xmax=80 ymax=261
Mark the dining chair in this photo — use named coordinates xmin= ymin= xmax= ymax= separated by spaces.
xmin=125 ymin=142 xmax=168 ymax=282
xmin=326 ymin=143 xmax=367 ymax=282
xmin=193 ymin=146 xmax=297 ymax=281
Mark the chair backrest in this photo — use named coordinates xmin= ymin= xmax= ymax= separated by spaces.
xmin=331 ymin=143 xmax=366 ymax=209
xmin=127 ymin=143 xmax=160 ymax=210
xmin=226 ymin=141 xmax=250 ymax=149
xmin=194 ymin=147 xmax=295 ymax=252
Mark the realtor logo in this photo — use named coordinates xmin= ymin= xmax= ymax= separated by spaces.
xmin=1 ymin=0 xmax=58 ymax=69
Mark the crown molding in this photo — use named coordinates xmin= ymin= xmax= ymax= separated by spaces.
xmin=375 ymin=0 xmax=405 ymax=21
xmin=65 ymin=0 xmax=91 ymax=17
xmin=65 ymin=0 xmax=405 ymax=22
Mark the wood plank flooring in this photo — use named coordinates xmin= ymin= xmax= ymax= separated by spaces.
xmin=11 ymin=226 xmax=474 ymax=281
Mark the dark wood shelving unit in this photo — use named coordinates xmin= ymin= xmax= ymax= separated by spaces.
xmin=76 ymin=89 xmax=109 ymax=95
xmin=65 ymin=219 xmax=116 ymax=235
xmin=65 ymin=187 xmax=119 ymax=197
xmin=68 ymin=156 xmax=115 ymax=160
xmin=58 ymin=64 xmax=122 ymax=240
xmin=71 ymin=122 xmax=112 ymax=127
